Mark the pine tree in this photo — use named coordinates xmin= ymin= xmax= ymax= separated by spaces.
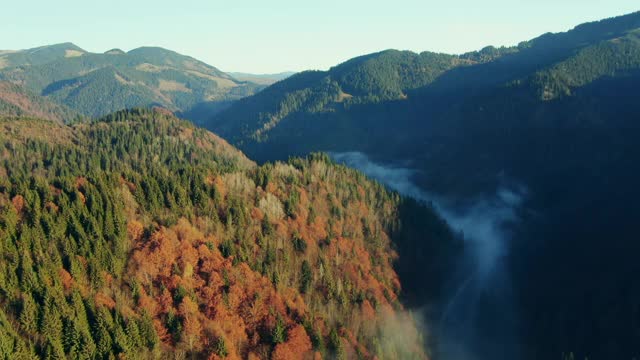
xmin=272 ymin=316 xmax=286 ymax=345
xmin=19 ymin=293 xmax=38 ymax=334
xmin=138 ymin=314 xmax=159 ymax=350
xmin=43 ymin=339 xmax=65 ymax=360
xmin=93 ymin=308 xmax=113 ymax=358
xmin=63 ymin=319 xmax=82 ymax=358
xmin=300 ymin=260 xmax=312 ymax=294
xmin=40 ymin=299 xmax=63 ymax=343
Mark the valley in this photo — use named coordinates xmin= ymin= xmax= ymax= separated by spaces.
xmin=206 ymin=11 xmax=640 ymax=360
xmin=1 ymin=7 xmax=639 ymax=360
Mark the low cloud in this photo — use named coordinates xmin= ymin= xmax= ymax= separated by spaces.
xmin=331 ymin=151 xmax=526 ymax=360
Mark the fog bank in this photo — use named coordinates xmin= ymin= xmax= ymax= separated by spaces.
xmin=331 ymin=151 xmax=526 ymax=360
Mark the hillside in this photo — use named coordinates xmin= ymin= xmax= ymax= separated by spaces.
xmin=0 ymin=81 xmax=80 ymax=123
xmin=207 ymin=11 xmax=640 ymax=360
xmin=209 ymin=12 xmax=640 ymax=163
xmin=0 ymin=109 xmax=457 ymax=359
xmin=0 ymin=44 xmax=264 ymax=121
xmin=209 ymin=50 xmax=476 ymax=145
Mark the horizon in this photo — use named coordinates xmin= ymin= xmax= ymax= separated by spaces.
xmin=1 ymin=1 xmax=638 ymax=73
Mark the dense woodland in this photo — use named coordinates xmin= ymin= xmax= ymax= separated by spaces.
xmin=0 ymin=109 xmax=458 ymax=359
xmin=208 ymin=50 xmax=478 ymax=144
xmin=210 ymin=13 xmax=640 ymax=164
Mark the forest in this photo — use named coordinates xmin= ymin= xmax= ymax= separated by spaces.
xmin=0 ymin=109 xmax=458 ymax=359
xmin=2 ymin=9 xmax=639 ymax=360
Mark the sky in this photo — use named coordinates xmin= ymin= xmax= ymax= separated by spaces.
xmin=1 ymin=1 xmax=638 ymax=73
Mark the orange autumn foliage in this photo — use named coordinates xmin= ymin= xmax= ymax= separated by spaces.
xmin=59 ymin=268 xmax=74 ymax=291
xmin=95 ymin=292 xmax=116 ymax=310
xmin=127 ymin=220 xmax=144 ymax=242
xmin=272 ymin=325 xmax=313 ymax=360
xmin=128 ymin=220 xmax=308 ymax=357
xmin=120 ymin=155 xmax=430 ymax=359
xmin=11 ymin=195 xmax=25 ymax=213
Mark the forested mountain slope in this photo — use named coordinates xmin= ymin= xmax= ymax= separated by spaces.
xmin=0 ymin=109 xmax=457 ymax=359
xmin=0 ymin=81 xmax=80 ymax=123
xmin=209 ymin=11 xmax=640 ymax=164
xmin=0 ymin=44 xmax=263 ymax=121
xmin=208 ymin=50 xmax=476 ymax=146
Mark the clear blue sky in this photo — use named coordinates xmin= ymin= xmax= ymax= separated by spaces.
xmin=1 ymin=0 xmax=638 ymax=73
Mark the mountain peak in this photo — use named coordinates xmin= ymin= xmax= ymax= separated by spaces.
xmin=127 ymin=46 xmax=180 ymax=57
xmin=27 ymin=42 xmax=86 ymax=53
xmin=104 ymin=48 xmax=125 ymax=55
xmin=126 ymin=46 xmax=229 ymax=79
xmin=0 ymin=42 xmax=261 ymax=120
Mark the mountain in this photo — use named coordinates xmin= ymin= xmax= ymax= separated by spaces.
xmin=0 ymin=108 xmax=458 ymax=359
xmin=0 ymin=43 xmax=87 ymax=68
xmin=228 ymin=72 xmax=296 ymax=85
xmin=0 ymin=44 xmax=264 ymax=122
xmin=209 ymin=12 xmax=640 ymax=164
xmin=207 ymin=11 xmax=640 ymax=360
xmin=0 ymin=81 xmax=80 ymax=123
xmin=209 ymin=50 xmax=477 ymax=148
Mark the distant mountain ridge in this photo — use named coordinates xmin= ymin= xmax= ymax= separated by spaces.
xmin=209 ymin=11 xmax=640 ymax=162
xmin=228 ymin=71 xmax=296 ymax=85
xmin=0 ymin=42 xmax=87 ymax=68
xmin=0 ymin=43 xmax=264 ymax=121
xmin=209 ymin=49 xmax=480 ymax=144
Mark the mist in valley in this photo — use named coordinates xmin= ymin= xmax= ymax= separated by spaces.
xmin=331 ymin=151 xmax=527 ymax=360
